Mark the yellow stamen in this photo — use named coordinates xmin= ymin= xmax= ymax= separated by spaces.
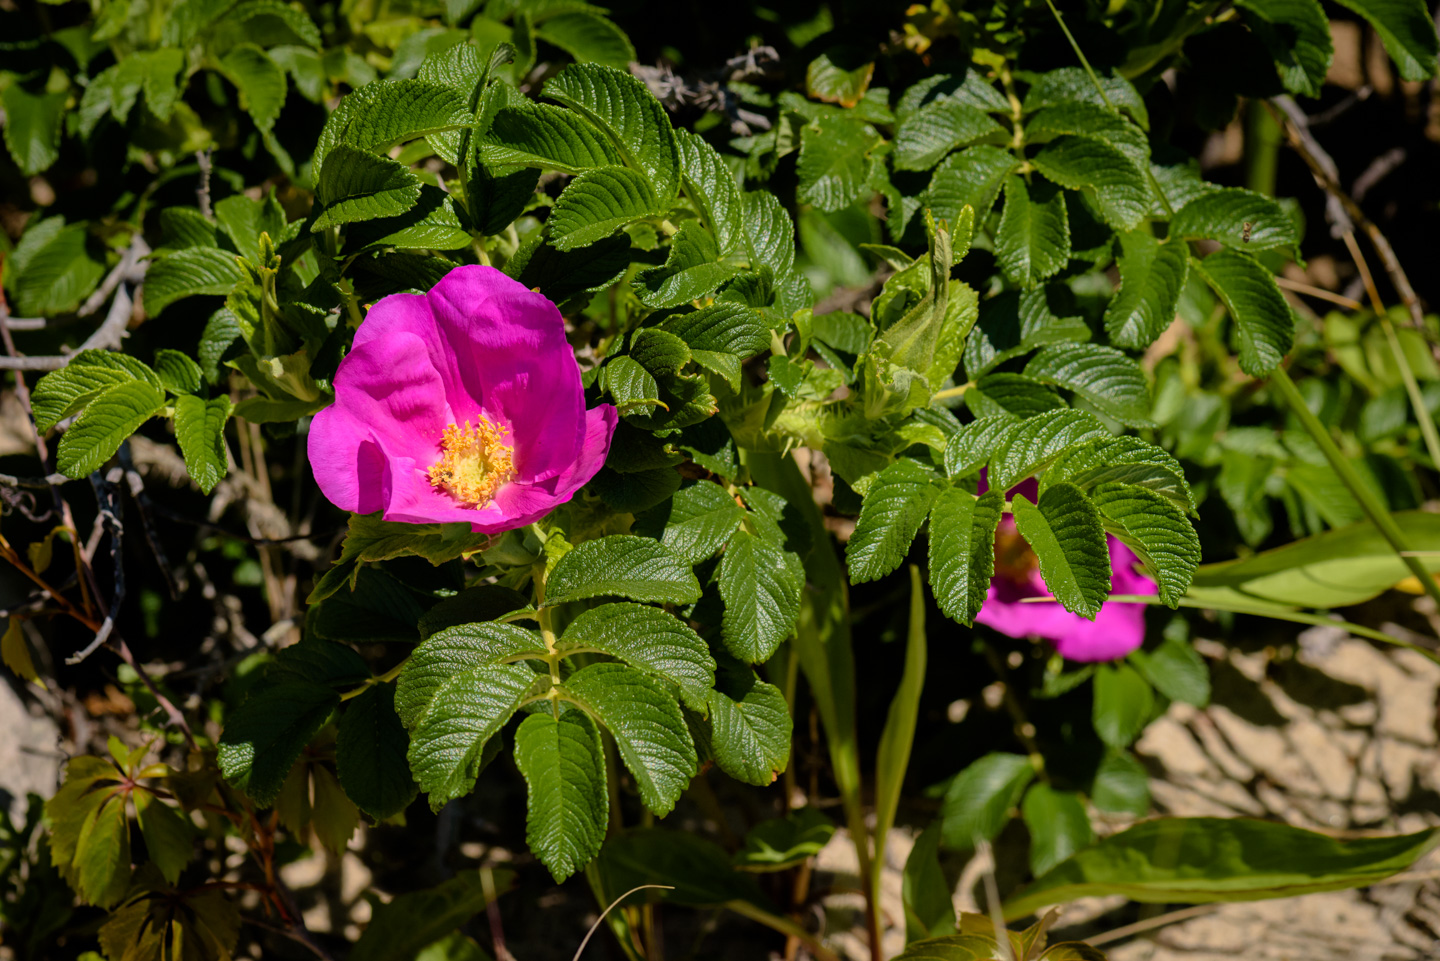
xmin=428 ymin=415 xmax=515 ymax=507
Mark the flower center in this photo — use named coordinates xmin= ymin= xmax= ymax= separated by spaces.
xmin=428 ymin=416 xmax=515 ymax=507
xmin=993 ymin=522 xmax=1040 ymax=585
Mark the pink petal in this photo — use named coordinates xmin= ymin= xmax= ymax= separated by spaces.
xmin=483 ymin=405 xmax=618 ymax=533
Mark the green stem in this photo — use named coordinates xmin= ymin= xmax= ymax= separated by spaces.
xmin=1270 ymin=366 xmax=1440 ymax=611
xmin=1245 ymin=99 xmax=1282 ymax=197
xmin=724 ymin=900 xmax=840 ymax=961
xmin=1378 ymin=315 xmax=1440 ymax=471
xmin=338 ymin=658 xmax=409 ymax=701
xmin=931 ymin=382 xmax=973 ymax=403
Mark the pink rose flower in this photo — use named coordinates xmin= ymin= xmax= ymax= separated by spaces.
xmin=308 ymin=265 xmax=617 ymax=534
xmin=975 ymin=475 xmax=1157 ymax=662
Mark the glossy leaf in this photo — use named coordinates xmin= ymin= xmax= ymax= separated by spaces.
xmin=174 ymin=396 xmax=232 ymax=495
xmin=549 ymin=165 xmax=667 ymax=250
xmin=941 ymin=752 xmax=1036 ymax=850
xmin=1169 ymin=188 xmax=1300 ymax=251
xmin=1012 ymin=485 xmax=1111 ymax=619
xmin=1024 ymin=343 xmax=1153 ymax=428
xmin=559 ymin=602 xmax=715 ymax=710
xmin=1090 ymin=482 xmax=1200 ymax=607
xmin=1190 ymin=248 xmax=1295 ymax=376
xmin=336 ymin=684 xmax=418 ymax=820
xmin=544 ymin=535 xmax=701 ymax=607
xmin=1021 ymin=785 xmax=1093 ymax=877
xmin=928 ymin=487 xmax=1004 ymax=626
xmin=718 ymin=530 xmax=804 ymax=663
xmin=706 ymin=659 xmax=792 ymax=787
xmin=847 ymin=461 xmax=944 ymax=583
xmin=1104 ymin=232 xmax=1188 ymax=349
xmin=514 ymin=710 xmax=608 ymax=882
xmin=1091 ymin=662 xmax=1154 ymax=748
xmin=218 ymin=679 xmax=339 ymax=806
xmin=56 ymin=380 xmax=166 ymax=478
xmin=996 ymin=177 xmax=1070 ymax=289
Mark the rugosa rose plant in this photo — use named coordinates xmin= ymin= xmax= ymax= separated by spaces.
xmin=6 ymin=2 xmax=1440 ymax=960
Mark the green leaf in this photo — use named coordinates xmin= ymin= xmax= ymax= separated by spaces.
xmin=1022 ymin=67 xmax=1149 ymax=130
xmin=133 ymin=791 xmax=192 ymax=886
xmin=1234 ymin=0 xmax=1333 ymax=97
xmin=351 ymin=870 xmax=511 ymax=961
xmin=1 ymin=84 xmax=66 ymax=175
xmin=740 ymin=190 xmax=810 ymax=316
xmin=1090 ymin=482 xmax=1200 ymax=607
xmin=966 ymin=373 xmax=1066 ymax=420
xmin=940 ymin=753 xmax=1036 ymax=850
xmin=504 ymin=231 xmax=630 ymax=304
xmin=894 ymin=99 xmax=1007 ymax=171
xmin=995 ymin=176 xmax=1070 ymax=288
xmin=561 ymin=663 xmax=696 ymax=815
xmin=943 ymin=416 xmax=1019 ymax=478
xmin=1187 ymin=509 xmax=1440 ymax=608
xmin=1021 ymin=785 xmax=1093 ymax=877
xmin=904 ymin=822 xmax=958 ymax=941
xmin=634 ymin=223 xmax=738 ymax=308
xmin=1331 ymin=0 xmax=1439 ymax=81
xmin=347 ymin=186 xmax=472 ymax=252
xmin=1104 ymin=232 xmax=1188 ymax=349
xmin=875 ymin=566 xmax=928 ymax=860
xmin=1003 ymin=818 xmax=1440 ymax=920
xmin=8 ymin=221 xmax=105 ymax=316
xmin=406 ymin=661 xmax=538 ymax=808
xmin=481 ymin=103 xmax=624 ymax=173
xmin=594 ymin=828 xmax=767 ymax=907
xmin=1169 ymin=187 xmax=1300 ymax=251
xmin=924 ymin=145 xmax=1020 ymax=227
xmin=467 ymin=161 xmax=541 ymax=237
xmin=559 ymin=603 xmax=715 ymax=710
xmin=153 ymin=349 xmax=203 ymax=395
xmin=847 ymin=461 xmax=944 ymax=584
xmin=144 ymin=247 xmax=248 ymax=316
xmin=1023 ymin=343 xmax=1153 ymax=428
xmin=395 ymin=622 xmax=545 ymax=729
xmin=632 ymin=479 xmax=745 ymax=564
xmin=218 ymin=679 xmax=339 ymax=806
xmin=513 ymin=710 xmax=608 ymax=882
xmin=1024 ymin=101 xmax=1150 ymax=163
xmin=273 ymin=636 xmax=372 ymax=689
xmin=158 ymin=207 xmax=220 ymax=252
xmin=989 ymin=409 xmax=1110 ymax=491
xmin=544 ymin=535 xmax=701 ymax=607
xmin=56 ymin=380 xmax=166 ymax=478
xmin=32 ymin=351 xmax=160 ymax=433
xmin=929 ymin=488 xmax=1003 ymax=626
xmin=314 ymin=143 xmax=423 ymax=230
xmin=1041 ymin=435 xmax=1194 ymax=514
xmin=1031 ymin=136 xmax=1149 ymax=231
xmin=218 ymin=44 xmax=286 ymax=131
xmin=1189 ymin=247 xmax=1295 ymax=376
xmin=549 ymin=165 xmax=667 ymax=250
xmin=544 ymin=63 xmax=681 ymax=199
xmin=806 ymin=47 xmax=874 ymax=107
xmin=677 ymin=130 xmax=745 ymax=257
xmin=1092 ymin=662 xmax=1154 ymax=748
xmin=173 ymin=395 xmax=232 ymax=495
xmin=964 ymin=286 xmax=1092 ymax=379
xmin=309 ymin=517 xmax=482 ymax=601
xmin=706 ymin=659 xmax=792 ymax=786
xmin=1130 ymin=636 xmax=1211 ymax=708
xmin=316 ymin=80 xmax=470 ymax=178
xmin=735 ymin=808 xmax=834 ymax=872
xmin=418 ymin=585 xmax=530 ymax=638
xmin=798 ymin=115 xmax=881 ymax=211
xmin=662 ymin=302 xmax=771 ymax=357
xmin=534 ymin=12 xmax=635 ymax=67
xmin=1012 ymin=484 xmax=1110 ymax=619
xmin=336 ymin=684 xmax=418 ymax=820
xmin=1091 ymin=748 xmax=1150 ymax=815
xmin=717 ymin=530 xmax=804 ymax=663
xmin=74 ymin=794 xmax=131 ymax=908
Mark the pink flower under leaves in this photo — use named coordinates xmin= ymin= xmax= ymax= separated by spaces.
xmin=308 ymin=265 xmax=617 ymax=534
xmin=975 ymin=475 xmax=1157 ymax=662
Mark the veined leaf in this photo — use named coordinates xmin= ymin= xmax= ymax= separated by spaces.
xmin=56 ymin=380 xmax=166 ymax=478
xmin=1169 ymin=187 xmax=1300 ymax=251
xmin=1331 ymin=0 xmax=1439 ymax=81
xmin=1024 ymin=342 xmax=1153 ymax=428
xmin=481 ymin=103 xmax=624 ymax=173
xmin=964 ymin=286 xmax=1092 ymax=379
xmin=894 ymin=99 xmax=1007 ymax=171
xmin=549 ymin=166 xmax=667 ymax=250
xmin=314 ymin=143 xmax=423 ymax=230
xmin=1234 ymin=0 xmax=1333 ymax=96
xmin=1104 ymin=231 xmax=1188 ymax=349
xmin=351 ymin=870 xmax=511 ymax=961
xmin=966 ymin=373 xmax=1066 ymax=420
xmin=1025 ymin=101 xmax=1149 ymax=164
xmin=1130 ymin=635 xmax=1211 ymax=708
xmin=544 ymin=535 xmax=701 ymax=607
xmin=1011 ymin=484 xmax=1110 ymax=619
xmin=1022 ymin=67 xmax=1150 ymax=130
xmin=740 ymin=190 xmax=810 ymax=316
xmin=634 ymin=222 xmax=738 ymax=308
xmin=173 ymin=395 xmax=231 ymax=495
xmin=847 ymin=461 xmax=944 ymax=583
xmin=544 ymin=63 xmax=681 ymax=199
xmin=797 ymin=115 xmax=881 ymax=211
xmin=559 ymin=603 xmax=715 ymax=710
xmin=736 ymin=808 xmax=834 ymax=872
xmin=676 ymin=130 xmax=744 ymax=257
xmin=561 ymin=663 xmax=696 ymax=816
xmin=1032 ymin=136 xmax=1149 ymax=231
xmin=1041 ymin=435 xmax=1194 ymax=513
xmin=346 ymin=186 xmax=472 ymax=252
xmin=395 ymin=622 xmax=546 ymax=729
xmin=718 ymin=530 xmax=804 ymax=663
xmin=1 ymin=85 xmax=66 ymax=175
xmin=1004 ymin=818 xmax=1440 ymax=920
xmin=1190 ymin=247 xmax=1295 ymax=375
xmin=923 ymin=145 xmax=1020 ymax=226
xmin=806 ymin=47 xmax=874 ymax=107
xmin=534 ymin=12 xmax=635 ymax=68
xmin=133 ymin=791 xmax=192 ymax=886
xmin=633 ymin=479 xmax=745 ymax=564
xmin=336 ymin=684 xmax=418 ymax=820
xmin=218 ymin=44 xmax=286 ymax=132
xmin=1090 ymin=482 xmax=1200 ymax=607
xmin=32 ymin=351 xmax=161 ymax=433
xmin=315 ymin=80 xmax=470 ymax=178
xmin=218 ymin=679 xmax=339 ymax=806
xmin=662 ymin=302 xmax=771 ymax=358
xmin=996 ymin=176 xmax=1070 ymax=288
xmin=514 ymin=710 xmax=607 ymax=882
xmin=988 ymin=409 xmax=1111 ymax=491
xmin=144 ymin=247 xmax=248 ymax=316
xmin=9 ymin=220 xmax=105 ymax=317
xmin=505 ymin=232 xmax=630 ymax=304
xmin=706 ymin=659 xmax=791 ymax=786
xmin=929 ymin=488 xmax=1003 ymax=625
xmin=943 ymin=416 xmax=1016 ymax=478
xmin=940 ymin=752 xmax=1036 ymax=850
